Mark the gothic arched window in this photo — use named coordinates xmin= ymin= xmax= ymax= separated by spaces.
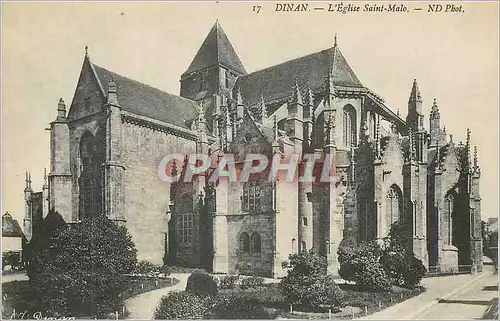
xmin=300 ymin=241 xmax=307 ymax=253
xmin=177 ymin=194 xmax=194 ymax=244
xmin=242 ymin=181 xmax=262 ymax=211
xmin=445 ymin=193 xmax=455 ymax=245
xmin=302 ymin=217 xmax=308 ymax=226
xmin=343 ymin=105 xmax=357 ymax=147
xmin=386 ymin=185 xmax=403 ymax=227
xmin=240 ymin=232 xmax=250 ymax=253
xmin=78 ymin=131 xmax=102 ymax=220
xmin=251 ymin=233 xmax=261 ymax=253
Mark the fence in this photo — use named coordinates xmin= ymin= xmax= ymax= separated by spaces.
xmin=425 ymin=265 xmax=472 ymax=277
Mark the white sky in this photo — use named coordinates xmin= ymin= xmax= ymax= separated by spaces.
xmin=2 ymin=1 xmax=498 ymax=225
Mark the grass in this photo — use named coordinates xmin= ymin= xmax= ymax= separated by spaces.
xmin=2 ymin=276 xmax=179 ymax=319
xmin=166 ymin=265 xmax=207 ymax=274
xmin=219 ymin=282 xmax=426 ymax=319
xmin=122 ymin=275 xmax=179 ymax=299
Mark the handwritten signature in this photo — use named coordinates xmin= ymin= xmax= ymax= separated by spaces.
xmin=6 ymin=311 xmax=75 ymax=320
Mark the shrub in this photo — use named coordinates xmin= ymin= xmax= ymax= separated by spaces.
xmin=154 ymin=291 xmax=206 ymax=319
xmin=380 ymin=222 xmax=427 ymax=288
xmin=338 ymin=239 xmax=392 ymax=292
xmin=186 ymin=272 xmax=218 ymax=297
xmin=280 ymin=249 xmax=344 ymax=310
xmin=28 ymin=214 xmax=137 ymax=318
xmin=240 ymin=276 xmax=264 ymax=290
xmin=204 ymin=292 xmax=272 ymax=319
xmin=134 ymin=261 xmax=160 ymax=276
xmin=355 ymin=263 xmax=392 ymax=292
xmin=403 ymin=257 xmax=427 ymax=288
xmin=305 ymin=275 xmax=345 ymax=311
xmin=159 ymin=265 xmax=171 ymax=276
xmin=218 ymin=275 xmax=239 ymax=290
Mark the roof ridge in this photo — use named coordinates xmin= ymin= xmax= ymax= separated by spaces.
xmin=92 ymin=63 xmax=198 ymax=106
xmin=238 ymin=47 xmax=334 ymax=80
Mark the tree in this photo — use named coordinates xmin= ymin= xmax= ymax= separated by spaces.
xmin=280 ymin=249 xmax=344 ymax=310
xmin=29 ymin=214 xmax=137 ymax=317
xmin=380 ymin=222 xmax=426 ymax=288
xmin=338 ymin=240 xmax=392 ymax=292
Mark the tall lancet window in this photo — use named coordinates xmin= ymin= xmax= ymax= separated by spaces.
xmin=177 ymin=194 xmax=194 ymax=245
xmin=242 ymin=180 xmax=262 ymax=211
xmin=343 ymin=105 xmax=357 ymax=147
xmin=386 ymin=185 xmax=403 ymax=228
xmin=78 ymin=131 xmax=102 ymax=219
xmin=445 ymin=193 xmax=455 ymax=245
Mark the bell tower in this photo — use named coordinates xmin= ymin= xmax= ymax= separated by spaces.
xmin=180 ymin=21 xmax=246 ymax=134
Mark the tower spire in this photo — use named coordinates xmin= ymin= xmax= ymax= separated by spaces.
xmin=407 ymin=78 xmax=424 ymax=131
xmin=57 ymin=98 xmax=67 ymax=121
xmin=43 ymin=168 xmax=48 ymax=187
xmin=334 ymin=32 xmax=338 ymax=47
xmin=291 ymin=79 xmax=302 ymax=105
xmin=260 ymin=93 xmax=267 ymax=120
xmin=107 ymin=78 xmax=119 ymax=106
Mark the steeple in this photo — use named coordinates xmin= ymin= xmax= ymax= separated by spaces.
xmin=24 ymin=171 xmax=32 ymax=192
xmin=259 ymin=93 xmax=267 ymax=122
xmin=107 ymin=79 xmax=119 ymax=106
xmin=56 ymin=98 xmax=67 ymax=122
xmin=407 ymin=79 xmax=424 ymax=132
xmin=182 ymin=21 xmax=246 ymax=76
xmin=429 ymin=98 xmax=441 ymax=148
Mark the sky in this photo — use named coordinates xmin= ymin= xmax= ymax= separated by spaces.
xmin=2 ymin=1 xmax=498 ymax=226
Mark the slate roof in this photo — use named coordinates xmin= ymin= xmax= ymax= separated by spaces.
xmin=92 ymin=64 xmax=199 ymax=129
xmin=2 ymin=212 xmax=23 ymax=238
xmin=235 ymin=45 xmax=363 ymax=106
xmin=182 ymin=21 xmax=247 ymax=76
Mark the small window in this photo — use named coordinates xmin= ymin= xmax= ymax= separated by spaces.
xmin=199 ymin=73 xmax=206 ymax=91
xmin=84 ymin=97 xmax=91 ymax=109
xmin=251 ymin=233 xmax=261 ymax=253
xmin=240 ymin=232 xmax=250 ymax=253
xmin=300 ymin=241 xmax=307 ymax=252
xmin=225 ymin=70 xmax=230 ymax=88
xmin=302 ymin=217 xmax=308 ymax=226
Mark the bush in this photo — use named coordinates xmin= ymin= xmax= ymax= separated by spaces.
xmin=355 ymin=263 xmax=392 ymax=292
xmin=380 ymin=222 xmax=427 ymax=288
xmin=305 ymin=275 xmax=345 ymax=311
xmin=338 ymin=240 xmax=392 ymax=292
xmin=159 ymin=265 xmax=171 ymax=276
xmin=240 ymin=276 xmax=264 ymax=290
xmin=154 ymin=291 xmax=206 ymax=319
xmin=204 ymin=292 xmax=272 ymax=319
xmin=134 ymin=261 xmax=160 ymax=276
xmin=186 ymin=272 xmax=218 ymax=297
xmin=2 ymin=251 xmax=23 ymax=271
xmin=29 ymin=214 xmax=137 ymax=318
xmin=217 ymin=275 xmax=239 ymax=290
xmin=280 ymin=249 xmax=344 ymax=311
xmin=404 ymin=257 xmax=427 ymax=288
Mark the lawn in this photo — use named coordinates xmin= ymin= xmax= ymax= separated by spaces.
xmin=220 ymin=282 xmax=426 ymax=319
xmin=2 ymin=276 xmax=179 ymax=319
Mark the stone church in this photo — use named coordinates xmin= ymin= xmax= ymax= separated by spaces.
xmin=24 ymin=22 xmax=483 ymax=277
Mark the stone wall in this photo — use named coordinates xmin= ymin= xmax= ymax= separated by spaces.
xmin=121 ymin=121 xmax=196 ymax=265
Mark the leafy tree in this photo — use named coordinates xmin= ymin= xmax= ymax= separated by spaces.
xmin=29 ymin=214 xmax=137 ymax=317
xmin=280 ymin=249 xmax=344 ymax=310
xmin=381 ymin=222 xmax=426 ymax=288
xmin=338 ymin=240 xmax=392 ymax=292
